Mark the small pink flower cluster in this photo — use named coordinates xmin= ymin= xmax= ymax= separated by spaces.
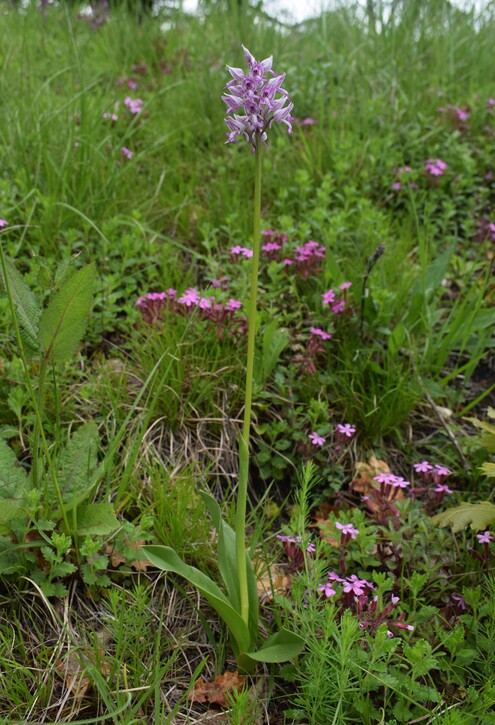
xmin=277 ymin=533 xmax=316 ymax=571
xmin=476 ymin=531 xmax=494 ymax=545
xmin=391 ymin=165 xmax=418 ymax=191
xmin=230 ymin=245 xmax=253 ymax=259
xmin=438 ymin=103 xmax=470 ymax=125
xmin=425 ymin=158 xmax=448 ymax=177
xmin=470 ymin=530 xmax=494 ymax=566
xmin=318 ymin=571 xmax=374 ymax=599
xmin=287 ymin=240 xmax=326 ymax=278
xmin=321 ymin=282 xmax=352 ymax=316
xmin=477 ymin=218 xmax=495 ymax=242
xmin=124 ymin=96 xmax=144 ymax=114
xmin=0 ymin=219 xmax=8 ymax=228
xmin=373 ymin=472 xmax=411 ymax=501
xmin=410 ymin=461 xmax=453 ymax=512
xmin=317 ymin=573 xmax=414 ymax=637
xmin=136 ymin=288 xmax=246 ymax=337
xmin=307 ymin=424 xmax=356 ymax=458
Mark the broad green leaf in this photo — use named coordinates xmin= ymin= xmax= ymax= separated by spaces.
xmin=243 ymin=627 xmax=305 ymax=663
xmin=39 ymin=263 xmax=95 ymax=363
xmin=481 ymin=462 xmax=495 ymax=478
xmin=142 ymin=544 xmax=251 ymax=655
xmin=466 ymin=416 xmax=495 ymax=453
xmin=0 ymin=257 xmax=41 ymax=354
xmin=56 ymin=422 xmax=99 ymax=504
xmin=0 ymin=438 xmax=29 ymax=496
xmin=200 ymin=490 xmax=260 ymax=642
xmin=65 ymin=503 xmax=119 ymax=537
xmin=431 ymin=501 xmax=495 ymax=532
xmin=0 ymin=438 xmax=30 ymax=531
xmin=200 ymin=491 xmax=241 ymax=612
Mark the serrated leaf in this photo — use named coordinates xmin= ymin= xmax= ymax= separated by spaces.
xmin=431 ymin=501 xmax=495 ymax=532
xmin=0 ymin=257 xmax=41 ymax=353
xmin=67 ymin=503 xmax=119 ymax=537
xmin=54 ymin=257 xmax=73 ymax=287
xmin=481 ymin=462 xmax=495 ymax=478
xmin=39 ymin=263 xmax=95 ymax=363
xmin=0 ymin=438 xmax=30 ymax=531
xmin=56 ymin=422 xmax=99 ymax=505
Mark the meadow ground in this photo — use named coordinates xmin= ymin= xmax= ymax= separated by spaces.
xmin=0 ymin=0 xmax=494 ymax=722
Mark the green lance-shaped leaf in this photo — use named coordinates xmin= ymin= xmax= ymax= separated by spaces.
xmin=0 ymin=438 xmax=31 ymax=532
xmin=431 ymin=501 xmax=495 ymax=533
xmin=200 ymin=491 xmax=259 ymax=640
xmin=243 ymin=627 xmax=305 ymax=664
xmin=39 ymin=263 xmax=95 ymax=363
xmin=142 ymin=544 xmax=251 ymax=656
xmin=0 ymin=257 xmax=41 ymax=355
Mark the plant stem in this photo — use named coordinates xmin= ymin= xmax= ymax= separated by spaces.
xmin=236 ymin=144 xmax=262 ymax=626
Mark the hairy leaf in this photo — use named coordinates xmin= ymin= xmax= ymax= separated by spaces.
xmin=482 ymin=462 xmax=495 ymax=478
xmin=67 ymin=503 xmax=119 ymax=537
xmin=0 ymin=257 xmax=41 ymax=354
xmin=56 ymin=422 xmax=99 ymax=505
xmin=39 ymin=263 xmax=95 ymax=363
xmin=431 ymin=501 xmax=495 ymax=532
xmin=0 ymin=438 xmax=30 ymax=531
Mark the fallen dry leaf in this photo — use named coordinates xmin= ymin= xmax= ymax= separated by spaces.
xmin=189 ymin=671 xmax=246 ymax=707
xmin=56 ymin=654 xmax=91 ymax=701
xmin=254 ymin=560 xmax=292 ymax=602
xmin=351 ymin=456 xmax=404 ymax=513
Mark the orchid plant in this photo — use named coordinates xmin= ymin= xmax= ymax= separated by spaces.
xmin=143 ymin=46 xmax=304 ymax=671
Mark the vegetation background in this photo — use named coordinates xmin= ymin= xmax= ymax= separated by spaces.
xmin=0 ymin=0 xmax=494 ymax=722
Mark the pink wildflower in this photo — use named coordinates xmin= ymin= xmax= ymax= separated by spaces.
xmin=121 ymin=146 xmax=134 ymax=159
xmin=0 ymin=219 xmax=8 ymax=228
xmin=414 ymin=460 xmax=432 ymax=474
xmin=332 ymin=300 xmax=346 ymax=314
xmin=476 ymin=531 xmax=494 ymax=544
xmin=322 ymin=289 xmax=336 ymax=305
xmin=124 ymin=96 xmax=143 ymax=114
xmin=310 ymin=327 xmax=332 ymax=340
xmin=224 ymin=298 xmax=242 ymax=311
xmin=335 ymin=522 xmax=360 ymax=539
xmin=425 ymin=159 xmax=448 ymax=177
xmin=435 ymin=484 xmax=453 ymax=494
xmin=336 ymin=423 xmax=356 ymax=438
xmin=309 ymin=432 xmax=326 ymax=446
xmin=230 ymin=245 xmax=253 ymax=258
xmin=318 ymin=582 xmax=336 ymax=597
xmin=177 ymin=288 xmax=200 ymax=307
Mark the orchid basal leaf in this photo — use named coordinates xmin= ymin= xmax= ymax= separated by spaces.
xmin=142 ymin=545 xmax=251 ymax=655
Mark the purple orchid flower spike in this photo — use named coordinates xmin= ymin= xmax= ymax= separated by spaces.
xmin=222 ymin=46 xmax=293 ymax=152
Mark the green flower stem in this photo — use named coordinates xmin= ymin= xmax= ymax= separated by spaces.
xmin=0 ymin=237 xmax=70 ymax=534
xmin=235 ymin=144 xmax=262 ymax=627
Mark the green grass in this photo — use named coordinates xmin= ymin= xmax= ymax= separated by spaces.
xmin=0 ymin=0 xmax=494 ymax=721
